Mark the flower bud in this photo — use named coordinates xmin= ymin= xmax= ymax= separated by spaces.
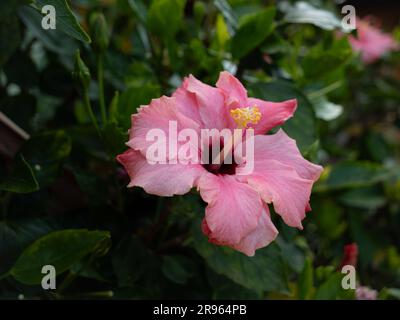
xmin=89 ymin=12 xmax=110 ymax=52
xmin=72 ymin=50 xmax=91 ymax=89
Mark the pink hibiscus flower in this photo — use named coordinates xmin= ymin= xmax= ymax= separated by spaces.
xmin=117 ymin=71 xmax=323 ymax=256
xmin=349 ymin=17 xmax=398 ymax=64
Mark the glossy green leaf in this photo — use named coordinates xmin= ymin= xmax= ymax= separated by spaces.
xmin=0 ymin=155 xmax=39 ymax=193
xmin=311 ymin=96 xmax=343 ymax=121
xmin=231 ymin=7 xmax=275 ymax=59
xmin=316 ymin=162 xmax=392 ymax=191
xmin=315 ymin=272 xmax=355 ymax=299
xmin=147 ymin=0 xmax=186 ymax=39
xmin=313 ymin=200 xmax=346 ymax=240
xmin=191 ymin=220 xmax=289 ymax=294
xmin=18 ymin=5 xmax=78 ymax=55
xmin=17 ymin=130 xmax=71 ymax=187
xmin=381 ymin=288 xmax=400 ymax=300
xmin=315 ymin=272 xmax=343 ymax=299
xmin=162 ymin=255 xmax=192 ymax=285
xmin=280 ymin=1 xmax=343 ymax=31
xmin=339 ymin=187 xmax=386 ymax=209
xmin=302 ymin=38 xmax=352 ymax=82
xmin=276 ymin=236 xmax=305 ymax=274
xmin=214 ymin=0 xmax=238 ymax=33
xmin=112 ymin=235 xmax=160 ymax=288
xmin=207 ymin=268 xmax=262 ymax=299
xmin=33 ymin=0 xmax=91 ymax=43
xmin=298 ymin=257 xmax=314 ymax=299
xmin=11 ymin=229 xmax=111 ymax=285
xmin=101 ymin=121 xmax=128 ymax=156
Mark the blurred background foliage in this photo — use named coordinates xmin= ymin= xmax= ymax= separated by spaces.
xmin=0 ymin=0 xmax=400 ymax=300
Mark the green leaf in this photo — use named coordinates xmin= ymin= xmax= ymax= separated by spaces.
xmin=69 ymin=166 xmax=108 ymax=206
xmin=191 ymin=220 xmax=289 ymax=294
xmin=101 ymin=121 xmax=128 ymax=157
xmin=366 ymin=132 xmax=393 ymax=163
xmin=0 ymin=155 xmax=39 ymax=193
xmin=302 ymin=38 xmax=352 ymax=83
xmin=161 ymin=255 xmax=192 ymax=285
xmin=17 ymin=130 xmax=72 ymax=187
xmin=313 ymin=200 xmax=346 ymax=240
xmin=316 ymin=162 xmax=392 ymax=191
xmin=213 ymin=0 xmax=238 ymax=33
xmin=280 ymin=1 xmax=343 ymax=31
xmin=298 ymin=257 xmax=314 ymax=300
xmin=0 ymin=217 xmax=69 ymax=277
xmin=33 ymin=0 xmax=91 ymax=43
xmin=213 ymin=14 xmax=230 ymax=51
xmin=11 ymin=229 xmax=111 ymax=285
xmin=339 ymin=187 xmax=386 ymax=209
xmin=315 ymin=272 xmax=355 ymax=300
xmin=315 ymin=273 xmax=343 ymax=299
xmin=276 ymin=236 xmax=305 ymax=274
xmin=112 ymin=235 xmax=160 ymax=288
xmin=231 ymin=7 xmax=275 ymax=60
xmin=18 ymin=5 xmax=78 ymax=55
xmin=207 ymin=268 xmax=262 ymax=299
xmin=380 ymin=288 xmax=400 ymax=300
xmin=248 ymin=80 xmax=317 ymax=154
xmin=349 ymin=212 xmax=380 ymax=267
xmin=311 ymin=96 xmax=343 ymax=121
xmin=147 ymin=0 xmax=186 ymax=39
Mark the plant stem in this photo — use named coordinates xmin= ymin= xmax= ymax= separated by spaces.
xmin=97 ymin=52 xmax=107 ymax=124
xmin=83 ymin=90 xmax=101 ymax=138
xmin=307 ymin=81 xmax=343 ymax=100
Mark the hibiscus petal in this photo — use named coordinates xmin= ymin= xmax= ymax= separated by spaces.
xmin=231 ymin=204 xmax=278 ymax=256
xmin=185 ymin=75 xmax=228 ymax=130
xmin=216 ymin=71 xmax=248 ymax=107
xmin=173 ymin=78 xmax=203 ymax=126
xmin=246 ymin=98 xmax=297 ymax=134
xmin=248 ymin=129 xmax=323 ymax=181
xmin=245 ymin=160 xmax=314 ymax=229
xmin=201 ymin=203 xmax=278 ymax=256
xmin=127 ymin=96 xmax=200 ymax=158
xmin=197 ymin=173 xmax=262 ymax=245
xmin=117 ymin=149 xmax=205 ymax=196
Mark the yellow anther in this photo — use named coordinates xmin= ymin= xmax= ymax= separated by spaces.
xmin=230 ymin=106 xmax=262 ymax=129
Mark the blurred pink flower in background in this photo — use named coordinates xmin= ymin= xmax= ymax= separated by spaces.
xmin=117 ymin=72 xmax=323 ymax=256
xmin=356 ymin=286 xmax=378 ymax=300
xmin=349 ymin=17 xmax=398 ymax=64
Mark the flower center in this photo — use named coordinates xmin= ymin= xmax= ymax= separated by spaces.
xmin=230 ymin=106 xmax=262 ymax=129
xmin=203 ymin=141 xmax=238 ymax=175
